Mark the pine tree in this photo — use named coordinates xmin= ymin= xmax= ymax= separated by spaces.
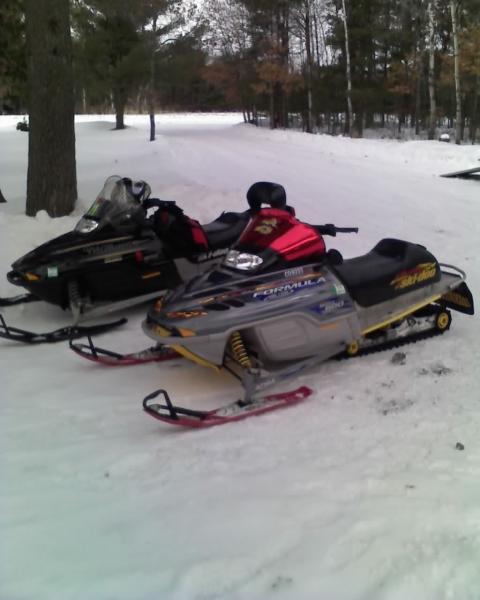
xmin=25 ymin=0 xmax=77 ymax=217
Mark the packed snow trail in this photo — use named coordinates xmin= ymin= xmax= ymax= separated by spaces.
xmin=1 ymin=114 xmax=479 ymax=600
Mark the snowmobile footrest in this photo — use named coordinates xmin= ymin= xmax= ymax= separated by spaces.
xmin=143 ymin=386 xmax=314 ymax=428
xmin=0 ymin=314 xmax=127 ymax=344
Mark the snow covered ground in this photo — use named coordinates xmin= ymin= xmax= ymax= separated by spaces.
xmin=1 ymin=113 xmax=479 ymax=600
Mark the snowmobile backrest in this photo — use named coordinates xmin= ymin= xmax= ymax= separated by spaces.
xmin=247 ymin=182 xmax=289 ymax=212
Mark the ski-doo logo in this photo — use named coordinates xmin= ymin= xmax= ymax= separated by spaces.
xmin=192 ymin=249 xmax=227 ymax=263
xmin=253 ymin=277 xmax=326 ymax=301
xmin=390 ymin=262 xmax=437 ymax=290
xmin=254 ymin=218 xmax=279 ymax=235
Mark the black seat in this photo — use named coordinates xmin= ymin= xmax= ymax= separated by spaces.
xmin=332 ymin=238 xmax=441 ymax=307
xmin=202 ymin=210 xmax=251 ymax=250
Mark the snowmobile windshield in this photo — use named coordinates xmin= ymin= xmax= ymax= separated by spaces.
xmin=75 ymin=176 xmax=144 ymax=234
xmin=224 ymin=208 xmax=326 ymax=271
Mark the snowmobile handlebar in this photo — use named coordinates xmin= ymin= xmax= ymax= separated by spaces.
xmin=143 ymin=197 xmax=176 ymax=210
xmin=314 ymin=224 xmax=358 ymax=236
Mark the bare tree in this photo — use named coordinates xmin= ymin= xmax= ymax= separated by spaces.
xmin=341 ymin=0 xmax=353 ymax=136
xmin=25 ymin=0 xmax=77 ymax=216
xmin=292 ymin=0 xmax=314 ymax=132
xmin=450 ymin=0 xmax=462 ymax=144
xmin=427 ymin=0 xmax=437 ymax=140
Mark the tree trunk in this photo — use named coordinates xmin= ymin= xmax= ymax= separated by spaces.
xmin=414 ymin=16 xmax=423 ymax=137
xmin=304 ymin=0 xmax=313 ymax=133
xmin=82 ymin=87 xmax=88 ymax=114
xmin=25 ymin=0 xmax=77 ymax=217
xmin=427 ymin=0 xmax=437 ymax=140
xmin=470 ymin=74 xmax=479 ymax=144
xmin=415 ymin=74 xmax=421 ymax=136
xmin=113 ymin=87 xmax=126 ymax=130
xmin=450 ymin=0 xmax=462 ymax=144
xmin=0 ymin=187 xmax=7 ymax=203
xmin=148 ymin=17 xmax=158 ymax=142
xmin=269 ymin=85 xmax=275 ymax=129
xmin=341 ymin=0 xmax=354 ymax=137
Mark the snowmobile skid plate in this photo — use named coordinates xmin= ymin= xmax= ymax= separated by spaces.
xmin=142 ymin=386 xmax=313 ymax=428
xmin=0 ymin=293 xmax=39 ymax=307
xmin=69 ymin=335 xmax=178 ymax=365
xmin=0 ymin=314 xmax=127 ymax=344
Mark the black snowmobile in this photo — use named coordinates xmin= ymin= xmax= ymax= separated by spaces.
xmin=139 ymin=182 xmax=474 ymax=428
xmin=0 ymin=175 xmax=251 ymax=343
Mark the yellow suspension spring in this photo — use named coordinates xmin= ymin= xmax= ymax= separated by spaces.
xmin=229 ymin=331 xmax=252 ymax=368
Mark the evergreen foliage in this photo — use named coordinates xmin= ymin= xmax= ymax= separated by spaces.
xmin=0 ymin=0 xmax=479 ymax=141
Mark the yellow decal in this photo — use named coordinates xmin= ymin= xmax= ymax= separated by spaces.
xmin=154 ymin=324 xmax=171 ymax=337
xmin=362 ymin=293 xmax=442 ymax=335
xmin=177 ymin=327 xmax=196 ymax=337
xmin=442 ymin=290 xmax=471 ymax=309
xmin=153 ymin=298 xmax=163 ymax=313
xmin=141 ymin=271 xmax=161 ymax=280
xmin=25 ymin=272 xmax=40 ymax=281
xmin=318 ymin=322 xmax=339 ymax=330
xmin=166 ymin=310 xmax=207 ymax=319
xmin=254 ymin=218 xmax=279 ymax=235
xmin=171 ymin=344 xmax=221 ymax=371
xmin=390 ymin=262 xmax=437 ymax=290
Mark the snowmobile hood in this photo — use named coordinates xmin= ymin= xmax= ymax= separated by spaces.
xmin=229 ymin=208 xmax=326 ymax=266
xmin=10 ymin=229 xmax=135 ymax=271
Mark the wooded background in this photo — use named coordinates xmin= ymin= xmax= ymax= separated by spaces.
xmin=0 ymin=0 xmax=479 ymax=215
xmin=2 ymin=0 xmax=479 ymax=141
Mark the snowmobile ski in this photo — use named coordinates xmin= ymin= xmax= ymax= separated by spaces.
xmin=143 ymin=385 xmax=313 ymax=428
xmin=0 ymin=292 xmax=39 ymax=307
xmin=0 ymin=314 xmax=127 ymax=344
xmin=69 ymin=335 xmax=178 ymax=365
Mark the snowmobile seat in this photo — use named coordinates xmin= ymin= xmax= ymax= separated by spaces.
xmin=203 ymin=210 xmax=251 ymax=250
xmin=331 ymin=238 xmax=441 ymax=307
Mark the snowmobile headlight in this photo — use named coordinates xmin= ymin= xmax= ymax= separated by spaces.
xmin=224 ymin=250 xmax=263 ymax=271
xmin=75 ymin=217 xmax=99 ymax=234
